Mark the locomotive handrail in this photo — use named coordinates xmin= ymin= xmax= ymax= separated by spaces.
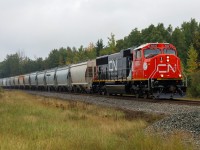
xmin=150 ymin=59 xmax=157 ymax=79
xmin=97 ymin=68 xmax=130 ymax=81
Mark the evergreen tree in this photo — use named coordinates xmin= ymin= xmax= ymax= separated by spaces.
xmin=66 ymin=47 xmax=73 ymax=65
xmin=187 ymin=44 xmax=198 ymax=75
xmin=193 ymin=30 xmax=200 ymax=59
xmin=171 ymin=27 xmax=187 ymax=64
xmin=181 ymin=18 xmax=199 ymax=48
xmin=95 ymin=39 xmax=104 ymax=57
xmin=125 ymin=28 xmax=142 ymax=48
xmin=58 ymin=47 xmax=67 ymax=66
xmin=47 ymin=49 xmax=60 ymax=68
xmin=116 ymin=39 xmax=124 ymax=51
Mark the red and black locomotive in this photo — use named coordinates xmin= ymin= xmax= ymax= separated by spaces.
xmin=93 ymin=43 xmax=187 ymax=99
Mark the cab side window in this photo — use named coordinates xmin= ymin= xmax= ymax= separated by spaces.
xmin=135 ymin=50 xmax=141 ymax=59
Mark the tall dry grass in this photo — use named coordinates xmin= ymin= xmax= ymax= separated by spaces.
xmin=0 ymin=90 xmax=195 ymax=150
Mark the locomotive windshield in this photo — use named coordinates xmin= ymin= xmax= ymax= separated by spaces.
xmin=144 ymin=49 xmax=161 ymax=58
xmin=164 ymin=49 xmax=176 ymax=55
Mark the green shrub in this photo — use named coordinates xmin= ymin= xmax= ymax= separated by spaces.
xmin=187 ymin=70 xmax=200 ymax=98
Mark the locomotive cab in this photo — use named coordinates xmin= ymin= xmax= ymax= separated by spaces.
xmin=132 ymin=43 xmax=186 ymax=99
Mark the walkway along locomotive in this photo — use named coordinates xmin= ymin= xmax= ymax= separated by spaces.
xmin=0 ymin=43 xmax=187 ymax=99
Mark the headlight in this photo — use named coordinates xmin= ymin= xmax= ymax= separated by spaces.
xmin=166 ymin=56 xmax=169 ymax=62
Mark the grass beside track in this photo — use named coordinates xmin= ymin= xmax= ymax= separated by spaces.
xmin=0 ymin=90 xmax=195 ymax=150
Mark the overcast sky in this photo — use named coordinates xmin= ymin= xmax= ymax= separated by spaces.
xmin=0 ymin=0 xmax=199 ymax=61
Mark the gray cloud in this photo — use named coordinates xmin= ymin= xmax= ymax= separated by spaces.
xmin=0 ymin=0 xmax=200 ymax=61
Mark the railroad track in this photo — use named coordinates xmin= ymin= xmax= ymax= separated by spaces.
xmin=4 ymin=89 xmax=200 ymax=107
xmin=98 ymin=94 xmax=200 ymax=106
xmin=56 ymin=91 xmax=200 ymax=106
xmin=17 ymin=89 xmax=200 ymax=106
xmin=4 ymin=89 xmax=200 ymax=116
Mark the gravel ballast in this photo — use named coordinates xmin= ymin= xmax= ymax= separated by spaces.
xmin=27 ymin=91 xmax=200 ymax=115
xmin=149 ymin=111 xmax=200 ymax=136
xmin=147 ymin=111 xmax=200 ymax=148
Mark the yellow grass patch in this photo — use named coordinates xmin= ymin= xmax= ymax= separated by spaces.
xmin=0 ymin=90 xmax=196 ymax=150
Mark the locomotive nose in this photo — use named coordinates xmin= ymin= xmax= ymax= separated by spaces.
xmin=152 ymin=54 xmax=182 ymax=79
xmin=143 ymin=54 xmax=181 ymax=79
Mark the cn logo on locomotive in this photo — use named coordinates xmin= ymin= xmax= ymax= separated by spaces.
xmin=109 ymin=60 xmax=117 ymax=71
xmin=156 ymin=64 xmax=176 ymax=73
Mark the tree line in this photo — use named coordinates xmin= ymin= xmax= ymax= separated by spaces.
xmin=0 ymin=18 xmax=200 ymax=96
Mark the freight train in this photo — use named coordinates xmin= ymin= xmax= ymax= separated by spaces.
xmin=0 ymin=43 xmax=187 ymax=99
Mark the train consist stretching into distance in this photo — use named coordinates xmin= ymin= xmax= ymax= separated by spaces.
xmin=0 ymin=43 xmax=187 ymax=99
